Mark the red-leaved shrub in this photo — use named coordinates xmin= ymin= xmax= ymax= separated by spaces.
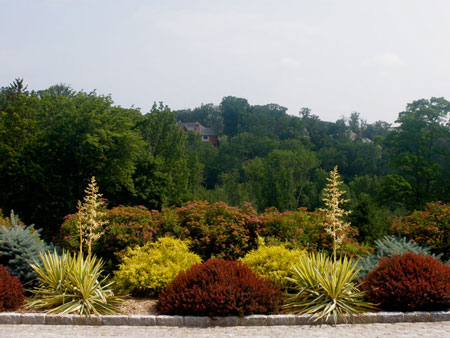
xmin=157 ymin=259 xmax=282 ymax=317
xmin=0 ymin=264 xmax=25 ymax=312
xmin=362 ymin=252 xmax=450 ymax=311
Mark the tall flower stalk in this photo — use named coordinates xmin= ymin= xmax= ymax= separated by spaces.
xmin=320 ymin=166 xmax=350 ymax=262
xmin=76 ymin=176 xmax=106 ymax=256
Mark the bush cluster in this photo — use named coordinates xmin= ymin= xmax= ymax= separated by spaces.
xmin=389 ymin=201 xmax=450 ymax=261
xmin=158 ymin=259 xmax=282 ymax=317
xmin=0 ymin=264 xmax=25 ymax=312
xmin=362 ymin=252 xmax=450 ymax=312
xmin=113 ymin=237 xmax=201 ymax=296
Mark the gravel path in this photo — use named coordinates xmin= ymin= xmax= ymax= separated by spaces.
xmin=1 ymin=322 xmax=450 ymax=338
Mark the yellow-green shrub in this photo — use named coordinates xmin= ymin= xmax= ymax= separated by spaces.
xmin=113 ymin=237 xmax=201 ymax=296
xmin=240 ymin=239 xmax=305 ymax=290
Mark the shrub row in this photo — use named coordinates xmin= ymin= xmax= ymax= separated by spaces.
xmin=59 ymin=201 xmax=368 ymax=272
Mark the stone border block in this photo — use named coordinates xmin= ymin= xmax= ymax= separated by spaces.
xmin=267 ymin=314 xmax=296 ymax=326
xmin=129 ymin=315 xmax=156 ymax=326
xmin=183 ymin=316 xmax=209 ymax=327
xmin=239 ymin=315 xmax=267 ymax=326
xmin=431 ymin=311 xmax=450 ymax=322
xmin=72 ymin=315 xmax=102 ymax=325
xmin=156 ymin=315 xmax=183 ymax=327
xmin=102 ymin=315 xmax=129 ymax=326
xmin=45 ymin=314 xmax=73 ymax=325
xmin=0 ymin=310 xmax=449 ymax=327
xmin=377 ymin=312 xmax=404 ymax=323
xmin=405 ymin=312 xmax=431 ymax=322
xmin=0 ymin=313 xmax=21 ymax=324
xmin=20 ymin=313 xmax=46 ymax=325
xmin=357 ymin=312 xmax=378 ymax=324
xmin=209 ymin=316 xmax=239 ymax=327
xmin=294 ymin=314 xmax=313 ymax=325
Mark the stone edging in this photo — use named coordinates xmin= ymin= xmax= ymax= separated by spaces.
xmin=0 ymin=312 xmax=449 ymax=327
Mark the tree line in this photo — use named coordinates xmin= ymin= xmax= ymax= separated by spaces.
xmin=1 ymin=79 xmax=449 ymax=243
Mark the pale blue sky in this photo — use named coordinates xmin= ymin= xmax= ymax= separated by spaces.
xmin=2 ymin=0 xmax=450 ymax=123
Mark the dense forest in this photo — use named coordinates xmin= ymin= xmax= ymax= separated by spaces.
xmin=1 ymin=79 xmax=449 ymax=243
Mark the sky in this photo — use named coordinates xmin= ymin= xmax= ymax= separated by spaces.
xmin=2 ymin=0 xmax=450 ymax=123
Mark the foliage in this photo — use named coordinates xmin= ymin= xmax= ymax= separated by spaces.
xmin=27 ymin=250 xmax=122 ymax=316
xmin=258 ymin=207 xmax=327 ymax=251
xmin=0 ymin=209 xmax=24 ymax=228
xmin=0 ymin=264 xmax=25 ymax=312
xmin=0 ymin=82 xmax=146 ymax=239
xmin=76 ymin=176 xmax=107 ymax=256
xmin=380 ymin=97 xmax=450 ymax=211
xmin=357 ymin=235 xmax=440 ymax=281
xmin=389 ymin=201 xmax=450 ymax=260
xmin=113 ymin=237 xmax=201 ymax=296
xmin=1 ymin=79 xmax=448 ymax=242
xmin=158 ymin=259 xmax=282 ymax=317
xmin=284 ymin=252 xmax=375 ymax=323
xmin=243 ymin=148 xmax=319 ymax=211
xmin=0 ymin=212 xmax=50 ymax=286
xmin=320 ymin=166 xmax=351 ymax=261
xmin=59 ymin=205 xmax=161 ymax=272
xmin=240 ymin=240 xmax=304 ymax=290
xmin=362 ymin=252 xmax=450 ymax=311
xmin=168 ymin=201 xmax=261 ymax=260
xmin=96 ymin=206 xmax=161 ymax=272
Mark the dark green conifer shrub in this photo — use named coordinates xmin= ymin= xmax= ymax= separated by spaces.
xmin=0 ymin=211 xmax=50 ymax=286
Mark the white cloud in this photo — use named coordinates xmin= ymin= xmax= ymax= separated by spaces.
xmin=363 ymin=53 xmax=403 ymax=67
xmin=280 ymin=57 xmax=300 ymax=69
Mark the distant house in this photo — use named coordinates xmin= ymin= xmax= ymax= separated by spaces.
xmin=178 ymin=121 xmax=218 ymax=146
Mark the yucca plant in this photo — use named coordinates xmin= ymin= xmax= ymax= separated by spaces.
xmin=27 ymin=250 xmax=123 ymax=316
xmin=284 ymin=252 xmax=375 ymax=324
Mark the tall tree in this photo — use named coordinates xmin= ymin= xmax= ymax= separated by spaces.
xmin=220 ymin=96 xmax=249 ymax=140
xmin=380 ymin=97 xmax=450 ymax=210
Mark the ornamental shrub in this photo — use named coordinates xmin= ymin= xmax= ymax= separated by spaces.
xmin=59 ymin=205 xmax=161 ymax=273
xmin=158 ymin=259 xmax=282 ymax=317
xmin=169 ymin=201 xmax=261 ymax=260
xmin=389 ymin=201 xmax=450 ymax=260
xmin=356 ymin=236 xmax=441 ymax=281
xmin=0 ymin=264 xmax=25 ymax=312
xmin=0 ymin=212 xmax=50 ymax=286
xmin=240 ymin=239 xmax=305 ymax=291
xmin=362 ymin=252 xmax=450 ymax=311
xmin=258 ymin=207 xmax=369 ymax=257
xmin=27 ymin=250 xmax=123 ymax=316
xmin=284 ymin=252 xmax=374 ymax=323
xmin=96 ymin=206 xmax=162 ymax=272
xmin=113 ymin=237 xmax=201 ymax=296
